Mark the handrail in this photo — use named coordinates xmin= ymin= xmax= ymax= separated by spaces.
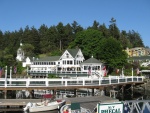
xmin=0 ymin=76 xmax=144 ymax=88
xmin=122 ymin=100 xmax=150 ymax=113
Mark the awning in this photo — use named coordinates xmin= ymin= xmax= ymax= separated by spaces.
xmin=43 ymin=94 xmax=53 ymax=98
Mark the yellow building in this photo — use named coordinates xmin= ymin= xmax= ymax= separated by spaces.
xmin=125 ymin=47 xmax=149 ymax=57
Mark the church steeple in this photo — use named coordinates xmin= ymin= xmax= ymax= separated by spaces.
xmin=16 ymin=42 xmax=24 ymax=61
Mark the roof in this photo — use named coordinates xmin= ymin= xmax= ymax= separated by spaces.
xmin=71 ymin=103 xmax=80 ymax=110
xmin=81 ymin=57 xmax=103 ymax=64
xmin=67 ymin=48 xmax=79 ymax=58
xmin=34 ymin=56 xmax=60 ymax=61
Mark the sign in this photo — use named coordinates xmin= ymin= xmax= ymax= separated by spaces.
xmin=97 ymin=102 xmax=123 ymax=113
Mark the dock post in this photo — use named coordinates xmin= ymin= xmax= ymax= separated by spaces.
xmin=74 ymin=89 xmax=77 ymax=97
xmin=121 ymin=85 xmax=124 ymax=100
xmin=4 ymin=90 xmax=7 ymax=99
xmin=131 ymin=84 xmax=134 ymax=99
xmin=92 ymin=88 xmax=94 ymax=96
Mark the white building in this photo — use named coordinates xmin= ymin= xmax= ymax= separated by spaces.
xmin=28 ymin=48 xmax=105 ymax=77
xmin=22 ymin=57 xmax=32 ymax=67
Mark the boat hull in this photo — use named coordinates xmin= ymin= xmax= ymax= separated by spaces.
xmin=28 ymin=100 xmax=66 ymax=112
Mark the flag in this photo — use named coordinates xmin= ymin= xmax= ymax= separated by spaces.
xmin=0 ymin=67 xmax=2 ymax=78
xmin=116 ymin=69 xmax=119 ymax=74
xmin=124 ymin=103 xmax=130 ymax=113
xmin=14 ymin=66 xmax=17 ymax=74
xmin=102 ymin=66 xmax=107 ymax=76
xmin=137 ymin=68 xmax=140 ymax=75
xmin=88 ymin=66 xmax=91 ymax=75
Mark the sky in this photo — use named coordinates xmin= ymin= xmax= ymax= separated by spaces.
xmin=0 ymin=0 xmax=150 ymax=47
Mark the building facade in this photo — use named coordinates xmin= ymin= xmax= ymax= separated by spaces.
xmin=28 ymin=48 xmax=104 ymax=77
xmin=125 ymin=47 xmax=149 ymax=57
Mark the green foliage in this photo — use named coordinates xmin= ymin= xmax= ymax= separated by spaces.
xmin=69 ymin=29 xmax=104 ymax=59
xmin=21 ymin=43 xmax=35 ymax=56
xmin=140 ymin=66 xmax=150 ymax=70
xmin=15 ymin=61 xmax=25 ymax=74
xmin=48 ymin=74 xmax=58 ymax=78
xmin=98 ymin=37 xmax=128 ymax=68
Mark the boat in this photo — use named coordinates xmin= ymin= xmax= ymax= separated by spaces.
xmin=60 ymin=103 xmax=91 ymax=113
xmin=23 ymin=94 xmax=66 ymax=112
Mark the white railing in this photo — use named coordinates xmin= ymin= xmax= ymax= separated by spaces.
xmin=0 ymin=76 xmax=144 ymax=88
xmin=123 ymin=100 xmax=150 ymax=113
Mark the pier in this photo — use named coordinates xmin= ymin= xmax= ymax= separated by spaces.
xmin=0 ymin=96 xmax=119 ymax=112
xmin=0 ymin=76 xmax=144 ymax=99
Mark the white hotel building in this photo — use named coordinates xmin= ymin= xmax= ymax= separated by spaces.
xmin=16 ymin=46 xmax=105 ymax=77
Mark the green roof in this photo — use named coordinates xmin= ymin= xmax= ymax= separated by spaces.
xmin=71 ymin=103 xmax=80 ymax=110
xmin=67 ymin=48 xmax=79 ymax=58
xmin=34 ymin=56 xmax=60 ymax=61
xmin=81 ymin=57 xmax=103 ymax=64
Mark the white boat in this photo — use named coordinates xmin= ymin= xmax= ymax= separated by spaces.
xmin=23 ymin=94 xmax=66 ymax=112
xmin=60 ymin=103 xmax=91 ymax=113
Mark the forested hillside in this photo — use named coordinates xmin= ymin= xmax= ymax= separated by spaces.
xmin=0 ymin=18 xmax=144 ymax=68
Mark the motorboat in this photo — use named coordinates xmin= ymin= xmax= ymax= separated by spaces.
xmin=60 ymin=103 xmax=91 ymax=113
xmin=23 ymin=94 xmax=66 ymax=112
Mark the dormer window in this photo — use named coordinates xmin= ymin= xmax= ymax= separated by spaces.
xmin=66 ymin=53 xmax=69 ymax=58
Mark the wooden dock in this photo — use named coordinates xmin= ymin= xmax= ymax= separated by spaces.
xmin=0 ymin=96 xmax=118 ymax=112
xmin=64 ymin=96 xmax=119 ymax=112
xmin=0 ymin=99 xmax=41 ymax=111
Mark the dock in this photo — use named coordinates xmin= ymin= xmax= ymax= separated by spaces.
xmin=0 ymin=96 xmax=118 ymax=112
xmin=0 ymin=99 xmax=41 ymax=111
xmin=64 ymin=96 xmax=119 ymax=112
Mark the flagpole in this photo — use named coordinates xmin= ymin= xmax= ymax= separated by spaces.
xmin=10 ymin=66 xmax=12 ymax=85
xmin=10 ymin=66 xmax=12 ymax=79
xmin=132 ymin=68 xmax=133 ymax=76
xmin=5 ymin=66 xmax=7 ymax=87
xmin=5 ymin=66 xmax=7 ymax=79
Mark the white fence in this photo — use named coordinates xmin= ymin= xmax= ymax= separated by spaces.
xmin=0 ymin=76 xmax=144 ymax=88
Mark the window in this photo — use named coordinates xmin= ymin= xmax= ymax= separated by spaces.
xmin=74 ymin=60 xmax=76 ymax=65
xmin=66 ymin=53 xmax=69 ymax=58
xmin=67 ymin=60 xmax=69 ymax=64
